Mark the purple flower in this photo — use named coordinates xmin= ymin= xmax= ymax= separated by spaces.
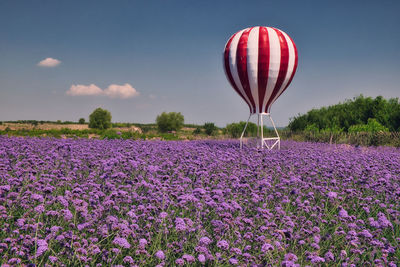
xmin=175 ymin=217 xmax=187 ymax=231
xmin=155 ymin=250 xmax=165 ymax=260
xmin=358 ymin=229 xmax=373 ymax=238
xmin=113 ymin=237 xmax=131 ymax=249
xmin=199 ymin=236 xmax=212 ymax=246
xmin=123 ymin=256 xmax=134 ymax=264
xmin=61 ymin=209 xmax=73 ymax=221
xmin=310 ymin=256 xmax=325 ymax=263
xmin=327 ymin=191 xmax=337 ymax=199
xmin=340 ymin=250 xmax=347 ymax=259
xmin=198 ymin=254 xmax=206 ymax=263
xmin=139 ymin=238 xmax=148 ymax=248
xmin=324 ymin=251 xmax=335 ymax=261
xmin=229 ymin=258 xmax=239 ymax=265
xmin=160 ymin=211 xmax=168 ymax=219
xmin=338 ymin=208 xmax=349 ymax=218
xmin=284 ymin=253 xmax=298 ymax=262
xmin=16 ymin=218 xmax=25 ymax=227
xmin=182 ymin=254 xmax=195 ymax=263
xmin=377 ymin=212 xmax=392 ymax=228
xmin=261 ymin=243 xmax=274 ymax=252
xmin=176 ymin=258 xmax=185 ymax=265
xmin=34 ymin=204 xmax=45 ymax=213
xmin=35 ymin=239 xmax=48 ymax=257
xmin=217 ymin=240 xmax=229 ymax=250
xmin=31 ymin=193 xmax=44 ymax=202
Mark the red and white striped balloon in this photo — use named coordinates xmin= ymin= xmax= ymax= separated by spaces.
xmin=223 ymin=26 xmax=298 ymax=114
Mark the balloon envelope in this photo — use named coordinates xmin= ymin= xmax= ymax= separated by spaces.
xmin=223 ymin=26 xmax=298 ymax=114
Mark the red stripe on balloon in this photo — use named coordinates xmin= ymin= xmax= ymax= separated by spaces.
xmin=275 ymin=35 xmax=298 ymax=101
xmin=257 ymin=27 xmax=270 ymax=114
xmin=236 ymin=28 xmax=256 ymax=113
xmin=223 ymin=33 xmax=252 ymax=112
xmin=265 ymin=28 xmax=289 ymax=113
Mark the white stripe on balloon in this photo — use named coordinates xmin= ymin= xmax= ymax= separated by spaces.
xmin=228 ymin=29 xmax=253 ymax=111
xmin=261 ymin=27 xmax=280 ymax=113
xmin=246 ymin=27 xmax=260 ymax=114
xmin=269 ymin=30 xmax=296 ymax=108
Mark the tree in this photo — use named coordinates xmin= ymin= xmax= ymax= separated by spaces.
xmin=78 ymin=118 xmax=85 ymax=124
xmin=89 ymin=108 xmax=112 ymax=129
xmin=204 ymin=122 xmax=217 ymax=136
xmin=288 ymin=95 xmax=400 ymax=132
xmin=156 ymin=112 xmax=184 ymax=133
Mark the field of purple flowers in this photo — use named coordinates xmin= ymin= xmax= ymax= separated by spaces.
xmin=0 ymin=136 xmax=399 ymax=266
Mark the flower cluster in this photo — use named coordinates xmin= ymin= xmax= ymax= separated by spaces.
xmin=0 ymin=137 xmax=399 ymax=265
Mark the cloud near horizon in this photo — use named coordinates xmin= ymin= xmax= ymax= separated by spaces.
xmin=66 ymin=83 xmax=139 ymax=99
xmin=37 ymin=57 xmax=61 ymax=67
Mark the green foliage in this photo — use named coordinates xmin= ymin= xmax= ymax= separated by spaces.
xmin=348 ymin=118 xmax=389 ymax=133
xmin=225 ymin=121 xmax=273 ymax=138
xmin=193 ymin=127 xmax=202 ymax=135
xmin=0 ymin=121 xmax=2 ymax=125
xmin=78 ymin=118 xmax=85 ymax=124
xmin=100 ymin=129 xmax=121 ymax=139
xmin=304 ymin=123 xmax=319 ymax=133
xmin=156 ymin=112 xmax=184 ymax=133
xmin=288 ymin=95 xmax=400 ymax=132
xmin=89 ymin=108 xmax=112 ymax=130
xmin=204 ymin=122 xmax=217 ymax=136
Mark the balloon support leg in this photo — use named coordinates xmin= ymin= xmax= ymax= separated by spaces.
xmin=240 ymin=113 xmax=280 ymax=150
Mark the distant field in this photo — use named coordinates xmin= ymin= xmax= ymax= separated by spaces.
xmin=0 ymin=123 xmax=142 ymax=133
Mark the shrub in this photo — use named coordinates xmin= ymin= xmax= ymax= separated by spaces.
xmin=304 ymin=123 xmax=319 ymax=133
xmin=348 ymin=118 xmax=389 ymax=133
xmin=156 ymin=112 xmax=184 ymax=133
xmin=225 ymin=121 xmax=258 ymax=138
xmin=79 ymin=118 xmax=85 ymax=124
xmin=204 ymin=122 xmax=217 ymax=136
xmin=89 ymin=108 xmax=112 ymax=130
xmin=193 ymin=127 xmax=202 ymax=135
xmin=100 ymin=129 xmax=120 ymax=139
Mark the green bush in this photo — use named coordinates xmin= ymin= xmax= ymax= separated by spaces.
xmin=193 ymin=127 xmax=202 ymax=135
xmin=348 ymin=118 xmax=389 ymax=133
xmin=156 ymin=112 xmax=184 ymax=133
xmin=100 ymin=129 xmax=121 ymax=139
xmin=89 ymin=108 xmax=112 ymax=130
xmin=225 ymin=121 xmax=263 ymax=138
xmin=204 ymin=122 xmax=217 ymax=136
xmin=79 ymin=118 xmax=85 ymax=124
xmin=304 ymin=123 xmax=319 ymax=133
xmin=289 ymin=95 xmax=400 ymax=132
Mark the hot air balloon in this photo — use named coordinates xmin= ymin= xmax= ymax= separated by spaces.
xmin=223 ymin=26 xmax=298 ymax=149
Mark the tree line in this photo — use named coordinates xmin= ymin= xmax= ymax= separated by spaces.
xmin=288 ymin=95 xmax=400 ymax=132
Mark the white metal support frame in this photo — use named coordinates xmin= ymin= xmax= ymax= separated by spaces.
xmin=239 ymin=113 xmax=280 ymax=150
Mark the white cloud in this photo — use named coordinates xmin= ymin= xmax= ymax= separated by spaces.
xmin=37 ymin=57 xmax=61 ymax=67
xmin=66 ymin=84 xmax=103 ymax=96
xmin=66 ymin=83 xmax=139 ymax=99
xmin=103 ymin=83 xmax=139 ymax=99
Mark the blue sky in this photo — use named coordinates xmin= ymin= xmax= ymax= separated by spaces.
xmin=1 ymin=0 xmax=399 ymax=127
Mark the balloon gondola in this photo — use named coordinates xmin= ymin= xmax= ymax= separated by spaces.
xmin=223 ymin=26 xmax=298 ymax=149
